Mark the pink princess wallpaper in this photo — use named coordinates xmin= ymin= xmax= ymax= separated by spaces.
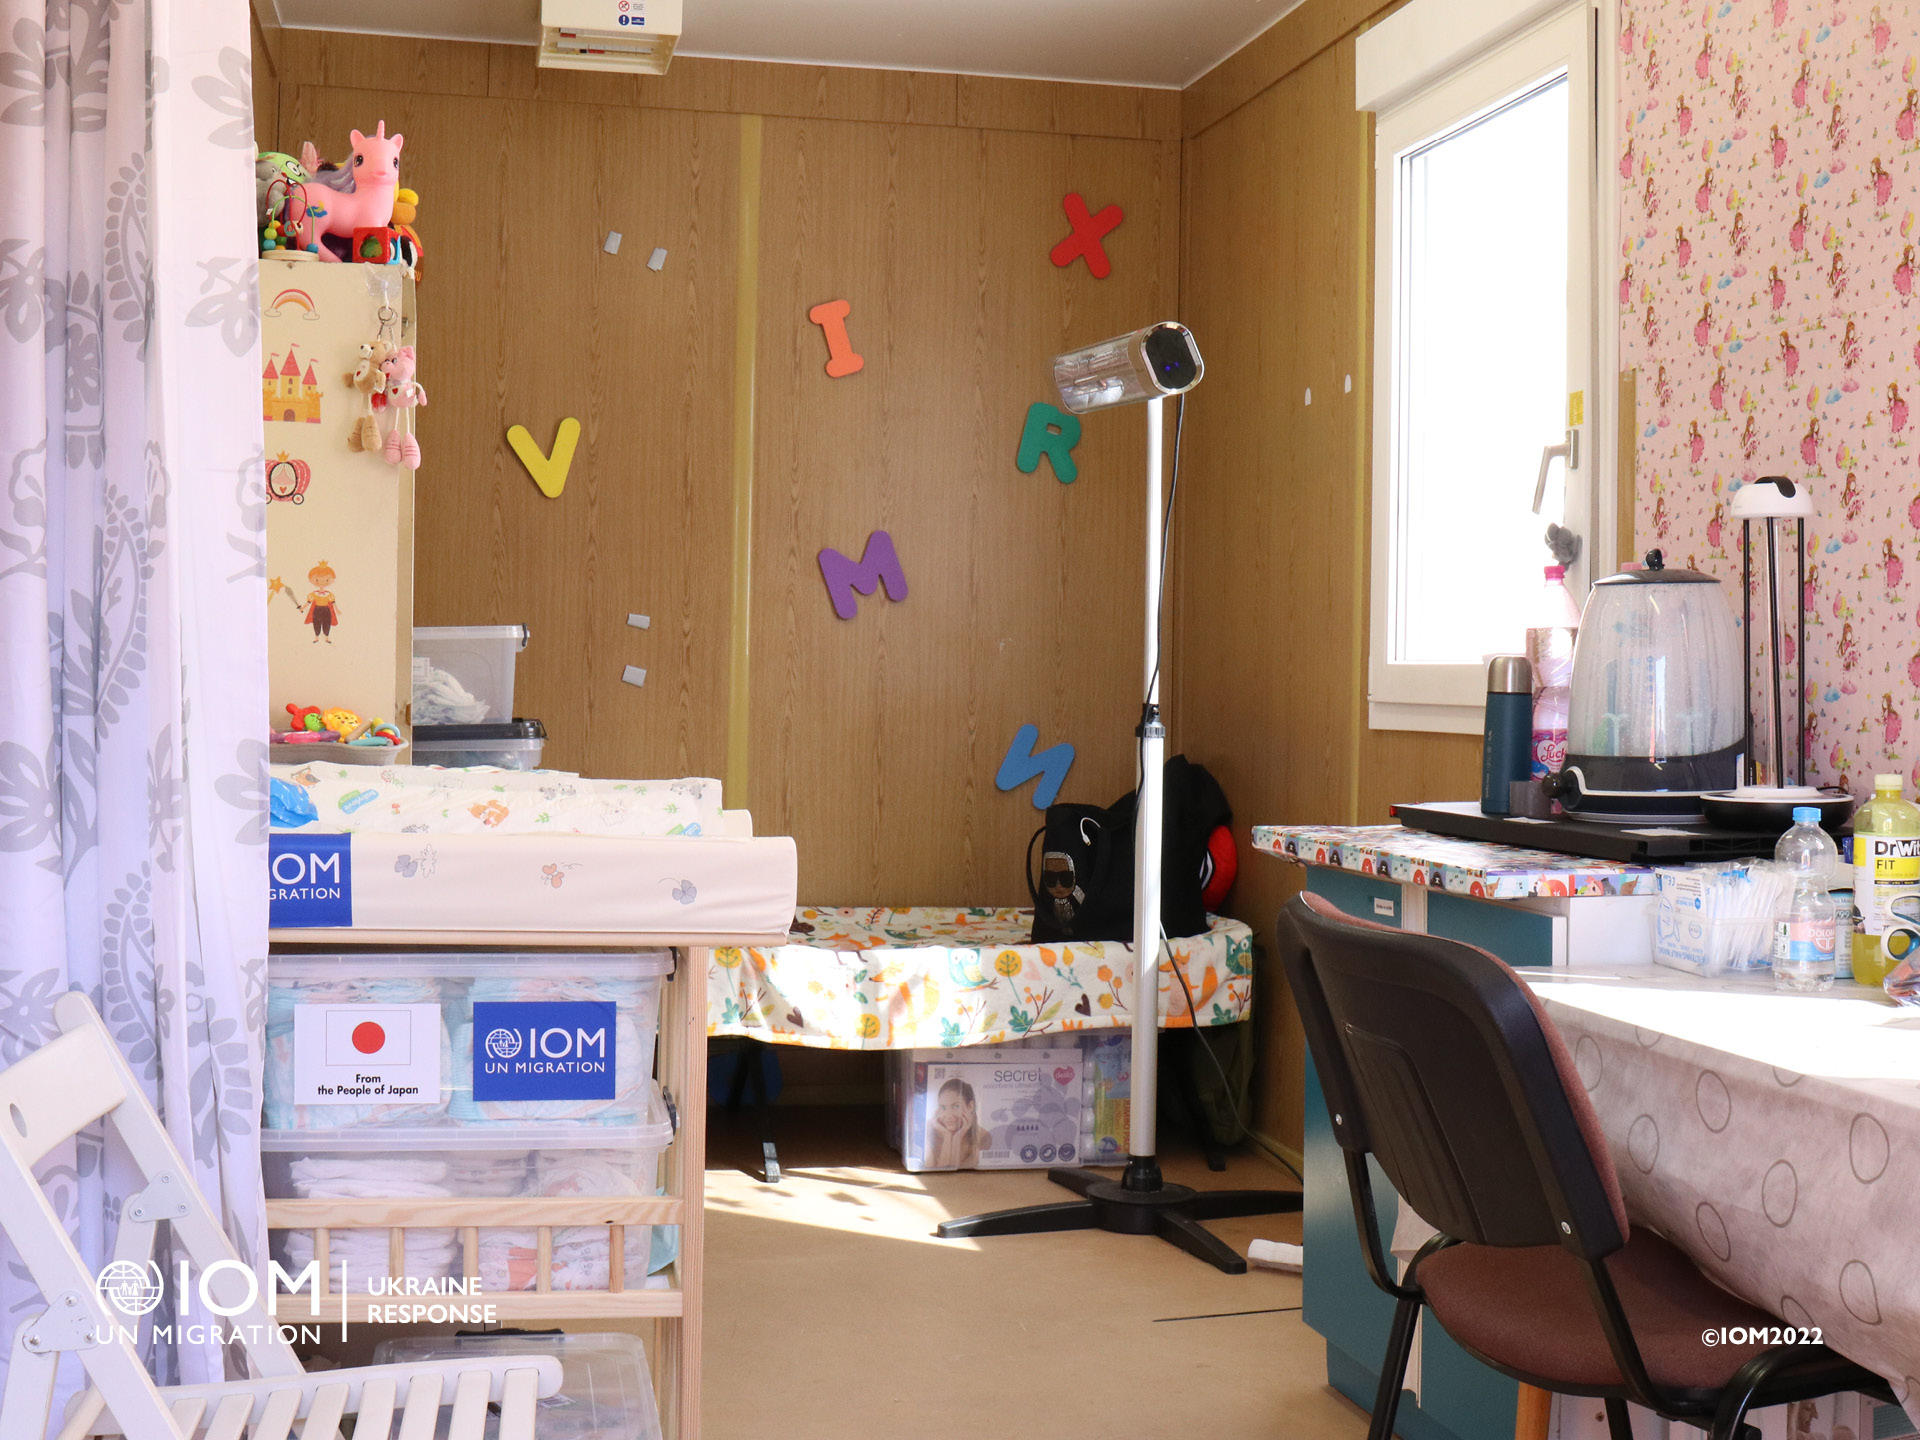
xmin=1620 ymin=0 xmax=1920 ymax=796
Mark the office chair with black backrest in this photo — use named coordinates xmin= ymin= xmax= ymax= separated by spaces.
xmin=1277 ymin=891 xmax=1894 ymax=1440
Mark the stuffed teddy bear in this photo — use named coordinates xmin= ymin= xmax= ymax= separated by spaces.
xmin=343 ymin=340 xmax=391 ymax=452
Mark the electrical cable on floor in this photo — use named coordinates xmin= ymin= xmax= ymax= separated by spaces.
xmin=1167 ymin=923 xmax=1303 ymax=1184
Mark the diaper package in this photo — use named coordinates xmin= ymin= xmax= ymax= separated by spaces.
xmin=264 ymin=1093 xmax=678 ymax=1295
xmin=264 ymin=951 xmax=671 ymax=1130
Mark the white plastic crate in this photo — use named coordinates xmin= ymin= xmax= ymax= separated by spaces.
xmin=413 ymin=624 xmax=529 ymax=725
xmin=265 ymin=1086 xmax=675 ymax=1294
xmin=374 ymin=1330 xmax=662 ymax=1440
xmin=265 ymin=950 xmax=672 ymax=1131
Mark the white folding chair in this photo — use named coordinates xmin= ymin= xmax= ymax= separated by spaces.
xmin=0 ymin=992 xmax=564 ymax=1440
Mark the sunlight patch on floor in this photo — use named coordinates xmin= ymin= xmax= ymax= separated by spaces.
xmin=705 ymin=1162 xmax=983 ymax=1248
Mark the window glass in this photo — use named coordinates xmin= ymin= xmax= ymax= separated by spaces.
xmin=1393 ymin=73 xmax=1570 ymax=667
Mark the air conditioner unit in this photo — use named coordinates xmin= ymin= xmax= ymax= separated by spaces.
xmin=538 ymin=0 xmax=682 ymax=74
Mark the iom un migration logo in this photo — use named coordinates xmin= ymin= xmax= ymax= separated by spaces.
xmin=484 ymin=1027 xmax=522 ymax=1060
xmin=96 ymin=1260 xmax=165 ymax=1318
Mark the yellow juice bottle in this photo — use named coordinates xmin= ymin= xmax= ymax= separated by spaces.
xmin=1851 ymin=774 xmax=1920 ymax=987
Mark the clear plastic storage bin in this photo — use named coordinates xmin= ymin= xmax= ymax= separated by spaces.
xmin=265 ymin=950 xmax=673 ymax=1131
xmin=372 ymin=1331 xmax=662 ymax=1440
xmin=413 ymin=624 xmax=530 ymax=725
xmin=265 ymin=1086 xmax=675 ymax=1295
xmin=410 ymin=718 xmax=547 ymax=770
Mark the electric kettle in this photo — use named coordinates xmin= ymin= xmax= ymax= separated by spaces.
xmin=1552 ymin=551 xmax=1743 ymax=821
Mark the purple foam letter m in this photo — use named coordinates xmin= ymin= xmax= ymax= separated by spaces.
xmin=818 ymin=530 xmax=909 ymax=620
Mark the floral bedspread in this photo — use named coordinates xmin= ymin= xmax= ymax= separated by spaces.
xmin=707 ymin=907 xmax=1254 ymax=1050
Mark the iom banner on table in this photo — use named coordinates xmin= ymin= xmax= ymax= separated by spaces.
xmin=269 ymin=833 xmax=352 ymax=927
xmin=472 ymin=1000 xmax=617 ymax=1101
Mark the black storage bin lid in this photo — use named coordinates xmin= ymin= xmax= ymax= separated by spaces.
xmin=411 ymin=718 xmax=547 ymax=742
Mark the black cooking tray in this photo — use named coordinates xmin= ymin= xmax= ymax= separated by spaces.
xmin=1392 ymin=800 xmax=1795 ymax=864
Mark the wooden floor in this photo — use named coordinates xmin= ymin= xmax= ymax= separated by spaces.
xmin=703 ymin=1106 xmax=1369 ymax=1440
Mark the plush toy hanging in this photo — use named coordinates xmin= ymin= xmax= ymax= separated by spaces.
xmin=343 ymin=339 xmax=390 ymax=452
xmin=380 ymin=345 xmax=426 ymax=469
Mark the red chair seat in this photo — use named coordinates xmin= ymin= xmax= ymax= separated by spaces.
xmin=1420 ymin=1228 xmax=1778 ymax=1392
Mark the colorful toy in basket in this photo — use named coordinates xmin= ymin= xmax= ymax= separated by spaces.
xmin=349 ymin=718 xmax=403 ymax=747
xmin=256 ymin=151 xmax=310 ymax=219
xmin=286 ymin=702 xmax=327 ymax=732
xmin=291 ymin=123 xmax=402 ymax=262
xmin=389 ymin=187 xmax=424 ymax=280
xmin=258 ymin=174 xmax=318 ymax=259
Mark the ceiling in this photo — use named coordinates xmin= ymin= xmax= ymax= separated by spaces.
xmin=262 ymin=0 xmax=1307 ymax=90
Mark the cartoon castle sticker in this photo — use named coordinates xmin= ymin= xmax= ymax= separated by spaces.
xmin=262 ymin=345 xmax=323 ymax=424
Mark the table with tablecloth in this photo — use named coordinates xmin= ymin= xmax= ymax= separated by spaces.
xmin=706 ymin=906 xmax=1253 ymax=1049
xmin=1530 ymin=968 xmax=1920 ymax=1422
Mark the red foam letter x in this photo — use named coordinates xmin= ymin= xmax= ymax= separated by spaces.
xmin=1048 ymin=193 xmax=1124 ymax=278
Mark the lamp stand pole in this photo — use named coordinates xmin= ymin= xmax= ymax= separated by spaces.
xmin=935 ymin=398 xmax=1299 ymax=1271
xmin=1125 ymin=396 xmax=1168 ymax=1191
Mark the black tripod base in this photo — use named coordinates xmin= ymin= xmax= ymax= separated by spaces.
xmin=934 ymin=1166 xmax=1302 ymax=1275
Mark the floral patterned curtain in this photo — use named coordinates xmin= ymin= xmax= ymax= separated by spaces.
xmin=0 ymin=0 xmax=267 ymax=1403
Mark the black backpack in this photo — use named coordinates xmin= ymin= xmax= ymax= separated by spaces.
xmin=1027 ymin=755 xmax=1232 ymax=943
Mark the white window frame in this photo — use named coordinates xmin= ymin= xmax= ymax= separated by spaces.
xmin=1361 ymin=0 xmax=1618 ymax=734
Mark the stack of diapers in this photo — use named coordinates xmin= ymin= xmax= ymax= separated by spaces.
xmin=272 ymin=1155 xmax=460 ymax=1292
xmin=264 ymin=952 xmax=670 ymax=1131
xmin=269 ymin=763 xmax=725 ymax=838
xmin=264 ymin=1120 xmax=677 ymax=1296
xmin=448 ymin=973 xmax=658 ymax=1125
xmin=264 ymin=950 xmax=678 ymax=1295
xmin=264 ymin=975 xmax=453 ymax=1129
xmin=477 ymin=1150 xmax=670 ymax=1292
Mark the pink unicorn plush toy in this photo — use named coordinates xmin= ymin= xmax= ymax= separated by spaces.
xmin=297 ymin=122 xmax=402 ymax=261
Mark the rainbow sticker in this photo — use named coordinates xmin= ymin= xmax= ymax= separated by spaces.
xmin=264 ymin=288 xmax=319 ymax=320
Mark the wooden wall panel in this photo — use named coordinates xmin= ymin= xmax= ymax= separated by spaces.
xmin=749 ymin=119 xmax=1180 ymax=904
xmin=281 ymin=85 xmax=740 ymax=783
xmin=1356 ymin=730 xmax=1482 ymax=821
xmin=269 ymin=34 xmax=1179 ymax=900
xmin=279 ymin=28 xmax=491 ymax=96
xmin=251 ymin=7 xmax=280 ymax=152
xmin=277 ymin=31 xmax=1163 ymax=139
xmin=1175 ymin=40 xmax=1369 ymax=1151
xmin=955 ymin=73 xmax=1179 ymax=142
xmin=1176 ymin=8 xmax=1502 ymax=1153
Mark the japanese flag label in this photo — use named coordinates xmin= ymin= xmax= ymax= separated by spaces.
xmin=291 ymin=1003 xmax=441 ymax=1106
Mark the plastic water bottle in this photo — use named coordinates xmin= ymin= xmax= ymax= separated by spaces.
xmin=1773 ymin=806 xmax=1838 ymax=992
xmin=1525 ymin=564 xmax=1581 ymax=691
xmin=1530 ymin=682 xmax=1570 ymax=783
